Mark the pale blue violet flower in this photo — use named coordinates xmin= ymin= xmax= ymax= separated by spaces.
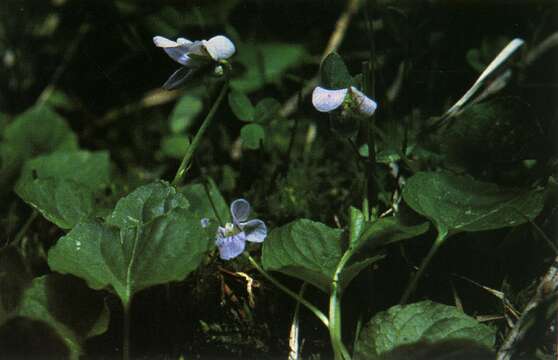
xmin=312 ymin=86 xmax=377 ymax=118
xmin=216 ymin=199 xmax=267 ymax=260
xmin=153 ymin=35 xmax=236 ymax=90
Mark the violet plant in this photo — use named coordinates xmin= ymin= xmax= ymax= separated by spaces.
xmin=1 ymin=2 xmax=554 ymax=360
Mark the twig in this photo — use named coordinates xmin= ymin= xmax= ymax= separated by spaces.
xmin=496 ymin=256 xmax=558 ymax=360
xmin=279 ymin=0 xmax=362 ymax=118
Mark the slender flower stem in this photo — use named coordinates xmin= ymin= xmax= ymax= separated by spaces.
xmin=122 ymin=300 xmax=131 ymax=360
xmin=400 ymin=230 xmax=448 ymax=304
xmin=329 ymin=252 xmax=352 ymax=360
xmin=171 ymin=80 xmax=229 ymax=186
xmin=245 ymin=254 xmax=329 ymax=328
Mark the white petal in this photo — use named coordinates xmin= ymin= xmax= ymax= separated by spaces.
xmin=349 ymin=87 xmax=377 ymax=116
xmin=312 ymin=87 xmax=348 ymax=112
xmin=203 ymin=35 xmax=236 ymax=61
xmin=153 ymin=36 xmax=179 ymax=48
xmin=176 ymin=37 xmax=192 ymax=45
xmin=241 ymin=219 xmax=267 ymax=243
xmin=230 ymin=199 xmax=251 ymax=223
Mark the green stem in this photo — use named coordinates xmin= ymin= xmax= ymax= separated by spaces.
xmin=9 ymin=210 xmax=38 ymax=246
xmin=122 ymin=300 xmax=131 ymax=360
xmin=400 ymin=230 xmax=448 ymax=304
xmin=171 ymin=80 xmax=229 ymax=186
xmin=245 ymin=254 xmax=329 ymax=328
xmin=329 ymin=251 xmax=352 ymax=360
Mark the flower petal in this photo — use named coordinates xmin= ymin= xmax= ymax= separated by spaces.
xmin=153 ymin=36 xmax=179 ymax=48
xmin=176 ymin=37 xmax=192 ymax=46
xmin=240 ymin=219 xmax=267 ymax=243
xmin=312 ymin=87 xmax=348 ymax=112
xmin=349 ymin=87 xmax=377 ymax=116
xmin=230 ymin=198 xmax=251 ymax=223
xmin=203 ymin=35 xmax=236 ymax=61
xmin=162 ymin=48 xmax=191 ymax=65
xmin=216 ymin=232 xmax=246 ymax=260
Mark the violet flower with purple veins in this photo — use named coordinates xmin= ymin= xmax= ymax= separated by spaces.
xmin=153 ymin=35 xmax=236 ymax=90
xmin=312 ymin=86 xmax=378 ymax=118
xmin=216 ymin=199 xmax=267 ymax=260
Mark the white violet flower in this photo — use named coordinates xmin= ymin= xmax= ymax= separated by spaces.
xmin=153 ymin=35 xmax=236 ymax=89
xmin=312 ymin=86 xmax=378 ymax=118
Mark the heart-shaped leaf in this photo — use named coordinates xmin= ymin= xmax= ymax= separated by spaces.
xmin=402 ymin=171 xmax=545 ymax=235
xmin=15 ymin=151 xmax=111 ymax=229
xmin=228 ymin=90 xmax=254 ymax=122
xmin=240 ymin=123 xmax=265 ymax=150
xmin=48 ymin=181 xmax=211 ymax=305
xmin=320 ymin=52 xmax=353 ymax=89
xmin=354 ymin=301 xmax=496 ymax=360
xmin=262 ymin=219 xmax=343 ymax=293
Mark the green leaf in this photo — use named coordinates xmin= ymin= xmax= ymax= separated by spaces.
xmin=228 ymin=90 xmax=254 ymax=122
xmin=240 ymin=124 xmax=265 ymax=150
xmin=48 ymin=181 xmax=211 ymax=304
xmin=18 ymin=151 xmax=110 ymax=190
xmin=254 ymin=98 xmax=281 ymax=124
xmin=15 ymin=151 xmax=111 ymax=229
xmin=262 ymin=219 xmax=343 ymax=293
xmin=161 ymin=134 xmax=190 ymax=159
xmin=107 ymin=181 xmax=189 ymax=229
xmin=374 ymin=340 xmax=494 ymax=360
xmin=3 ymin=105 xmax=78 ymax=163
xmin=402 ymin=171 xmax=545 ymax=235
xmin=16 ymin=179 xmax=96 ymax=230
xmin=0 ymin=106 xmax=78 ymax=190
xmin=170 ymin=95 xmax=203 ymax=133
xmin=353 ymin=217 xmax=430 ymax=254
xmin=232 ymin=42 xmax=308 ymax=93
xmin=320 ymin=52 xmax=353 ymax=89
xmin=354 ymin=301 xmax=496 ymax=360
xmin=16 ymin=275 xmax=109 ymax=359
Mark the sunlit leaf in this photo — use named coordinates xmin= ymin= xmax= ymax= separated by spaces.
xmin=354 ymin=301 xmax=496 ymax=360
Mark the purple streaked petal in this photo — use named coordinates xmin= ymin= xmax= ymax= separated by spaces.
xmin=230 ymin=198 xmax=251 ymax=224
xmin=162 ymin=47 xmax=191 ymax=65
xmin=240 ymin=219 xmax=267 ymax=243
xmin=216 ymin=232 xmax=247 ymax=260
xmin=312 ymin=87 xmax=348 ymax=113
xmin=349 ymin=87 xmax=377 ymax=116
xmin=203 ymin=35 xmax=236 ymax=61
